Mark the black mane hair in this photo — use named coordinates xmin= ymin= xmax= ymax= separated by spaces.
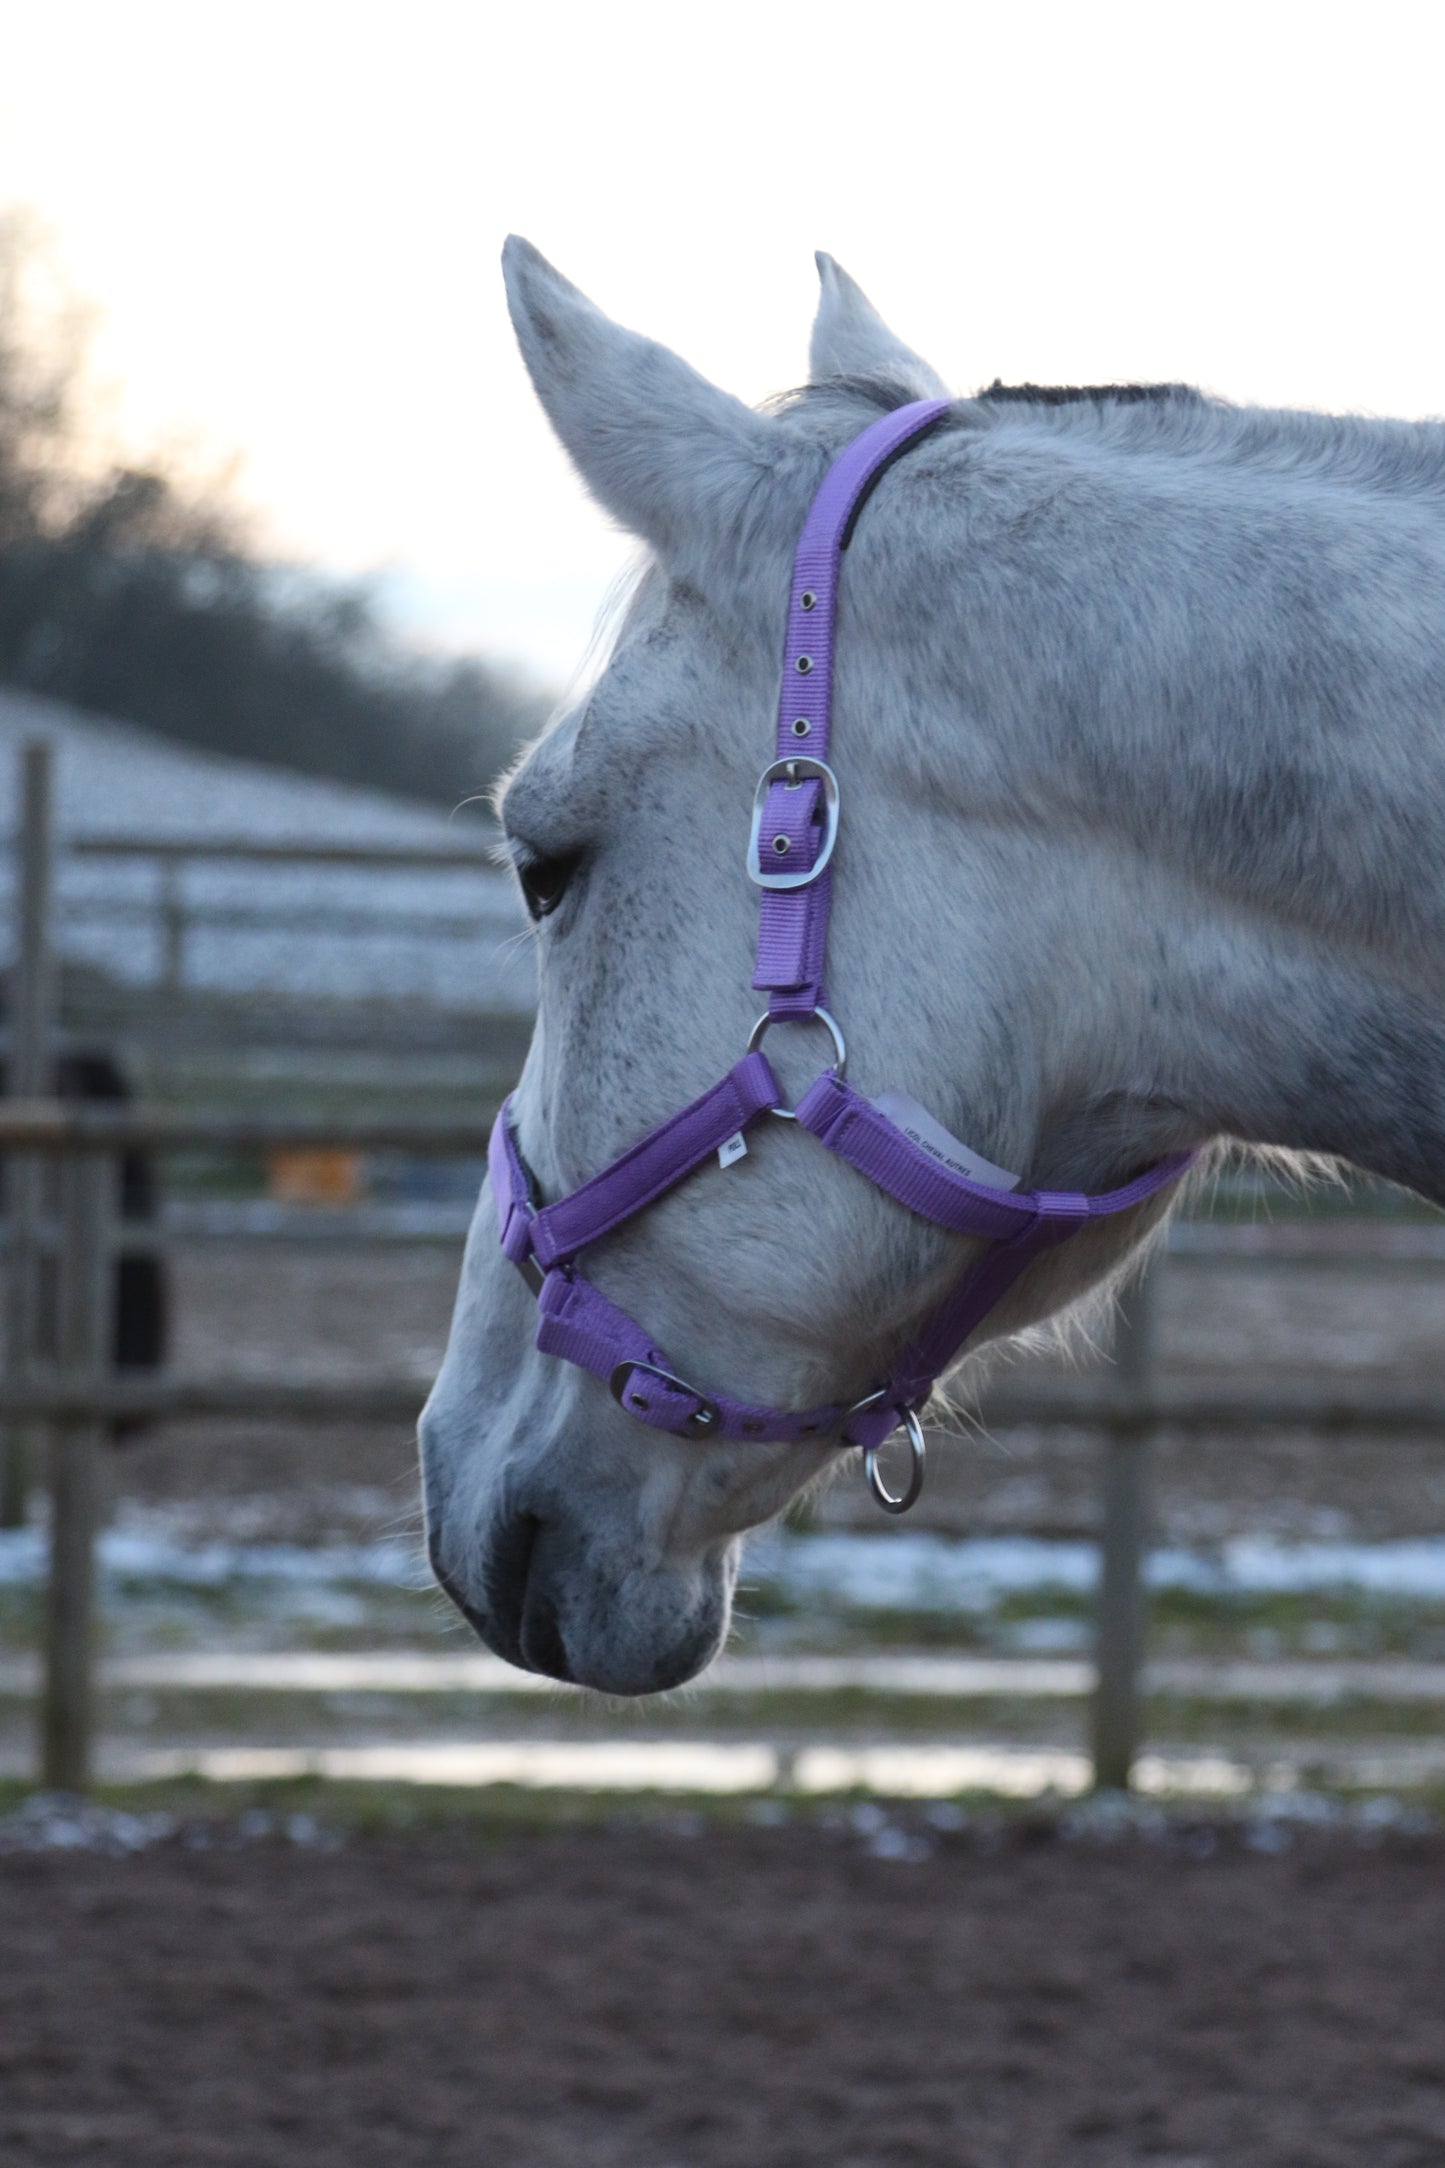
xmin=980 ymin=379 xmax=1201 ymax=407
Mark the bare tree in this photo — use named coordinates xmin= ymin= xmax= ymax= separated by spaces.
xmin=0 ymin=209 xmax=547 ymax=807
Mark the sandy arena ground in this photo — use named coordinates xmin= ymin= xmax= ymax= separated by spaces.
xmin=2 ymin=1816 xmax=1443 ymax=2168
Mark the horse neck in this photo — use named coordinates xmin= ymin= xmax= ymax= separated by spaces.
xmin=917 ymin=425 xmax=1445 ymax=1200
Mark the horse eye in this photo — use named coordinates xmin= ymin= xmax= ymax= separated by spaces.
xmin=517 ymin=850 xmax=582 ymax=922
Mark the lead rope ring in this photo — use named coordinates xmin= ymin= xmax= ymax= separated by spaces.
xmin=864 ymin=1406 xmax=926 ymax=1515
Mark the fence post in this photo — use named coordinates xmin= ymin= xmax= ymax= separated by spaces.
xmin=159 ymin=858 xmax=186 ymax=993
xmin=41 ymin=1148 xmax=113 ymax=1793
xmin=1090 ymin=1260 xmax=1161 ymax=1791
xmin=2 ymin=742 xmax=55 ymax=1530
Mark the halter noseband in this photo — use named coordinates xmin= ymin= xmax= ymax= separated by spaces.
xmin=491 ymin=400 xmax=1193 ymax=1512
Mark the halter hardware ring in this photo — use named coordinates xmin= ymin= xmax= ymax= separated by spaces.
xmin=746 ymin=756 xmax=840 ymax=890
xmin=745 ymin=1007 xmax=846 ymax=1121
xmin=609 ymin=1360 xmax=718 ymax=1434
xmin=862 ymin=1405 xmax=927 ymax=1515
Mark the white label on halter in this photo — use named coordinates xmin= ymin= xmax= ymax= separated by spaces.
xmin=871 ymin=1091 xmax=1022 ymax=1192
xmin=718 ymin=1131 xmax=749 ymax=1170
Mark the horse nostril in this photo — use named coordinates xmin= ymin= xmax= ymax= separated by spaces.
xmin=482 ymin=1510 xmax=543 ymax=1639
xmin=519 ymin=1581 xmax=571 ymax=1681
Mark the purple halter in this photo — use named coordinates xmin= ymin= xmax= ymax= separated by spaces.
xmin=491 ymin=399 xmax=1193 ymax=1511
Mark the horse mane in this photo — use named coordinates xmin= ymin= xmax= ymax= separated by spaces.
xmin=790 ymin=368 xmax=1445 ymax=504
xmin=979 ymin=379 xmax=1201 ymax=407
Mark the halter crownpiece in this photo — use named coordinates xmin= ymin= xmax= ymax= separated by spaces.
xmin=492 ymin=399 xmax=1194 ymax=1512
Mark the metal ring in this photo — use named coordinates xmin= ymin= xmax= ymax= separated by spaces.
xmin=745 ymin=1008 xmax=846 ymax=1119
xmin=864 ymin=1406 xmax=926 ymax=1515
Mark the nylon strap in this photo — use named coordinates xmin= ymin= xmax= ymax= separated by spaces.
xmin=490 ymin=395 xmax=1198 ymax=1470
xmin=752 ymin=399 xmax=950 ymax=1016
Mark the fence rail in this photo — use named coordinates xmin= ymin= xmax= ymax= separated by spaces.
xmin=57 ymin=828 xmax=519 ymax=1001
xmin=9 ymin=740 xmax=1445 ymax=1801
xmin=68 ymin=834 xmax=497 ymax=868
xmin=3 ymin=1367 xmax=1444 ymax=1435
xmin=14 ymin=1078 xmax=1445 ymax=1799
xmin=0 ymin=1102 xmax=497 ymax=1152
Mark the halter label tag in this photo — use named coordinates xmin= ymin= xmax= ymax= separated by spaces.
xmin=871 ymin=1091 xmax=1022 ymax=1192
xmin=718 ymin=1131 xmax=749 ymax=1170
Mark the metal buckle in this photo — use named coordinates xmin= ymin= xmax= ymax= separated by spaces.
xmin=609 ymin=1360 xmax=718 ymax=1433
xmin=745 ymin=1008 xmax=846 ymax=1120
xmin=514 ymin=1252 xmax=546 ymax=1297
xmin=746 ymin=757 xmax=840 ymax=891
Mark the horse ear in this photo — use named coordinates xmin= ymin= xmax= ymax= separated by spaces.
xmin=502 ymin=236 xmax=772 ymax=563
xmin=809 ymin=254 xmax=949 ymax=399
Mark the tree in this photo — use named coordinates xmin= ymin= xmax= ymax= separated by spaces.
xmin=0 ymin=210 xmax=547 ymax=808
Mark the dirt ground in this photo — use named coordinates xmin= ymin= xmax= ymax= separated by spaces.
xmin=2 ymin=1818 xmax=1443 ymax=2168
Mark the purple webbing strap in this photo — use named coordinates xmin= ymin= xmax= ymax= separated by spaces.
xmin=537 ymin=1269 xmax=854 ymax=1444
xmin=752 ymin=399 xmax=950 ymax=1018
xmin=495 ymin=1081 xmax=1195 ymax=1450
xmin=491 ymin=1052 xmax=780 ymax=1274
xmin=529 ymin=1053 xmax=778 ymax=1269
xmin=490 ymin=393 xmax=1203 ymax=1467
xmin=795 ymin=1073 xmax=1196 ymax=1244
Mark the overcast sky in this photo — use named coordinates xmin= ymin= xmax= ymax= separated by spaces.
xmin=2 ymin=1 xmax=1441 ymax=691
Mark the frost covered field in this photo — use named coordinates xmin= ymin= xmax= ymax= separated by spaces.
xmin=0 ymin=691 xmax=534 ymax=1010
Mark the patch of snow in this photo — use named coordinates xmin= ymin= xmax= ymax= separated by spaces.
xmin=7 ymin=1524 xmax=1445 ymax=1613
xmin=0 ymin=1794 xmax=344 ymax=1854
xmin=747 ymin=1530 xmax=1445 ymax=1613
xmin=0 ymin=1525 xmax=428 ymax=1593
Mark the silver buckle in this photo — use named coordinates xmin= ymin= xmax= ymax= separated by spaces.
xmin=609 ymin=1360 xmax=718 ymax=1433
xmin=746 ymin=757 xmax=840 ymax=891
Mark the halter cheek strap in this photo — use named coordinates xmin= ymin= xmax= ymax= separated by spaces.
xmin=492 ymin=398 xmax=1196 ymax=1510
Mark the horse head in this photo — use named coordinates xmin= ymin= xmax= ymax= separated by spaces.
xmin=420 ymin=241 xmax=1202 ymax=1693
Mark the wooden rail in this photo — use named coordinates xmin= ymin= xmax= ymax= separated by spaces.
xmin=63 ymin=830 xmax=510 ymax=996
xmin=11 ymin=743 xmax=1445 ymax=1799
xmin=15 ymin=1089 xmax=1445 ymax=1801
xmin=0 ymin=1103 xmax=496 ymax=1153
xmin=3 ymin=1367 xmax=1443 ymax=1433
xmin=10 ymin=1081 xmax=1445 ymax=1800
xmin=68 ymin=834 xmax=498 ymax=868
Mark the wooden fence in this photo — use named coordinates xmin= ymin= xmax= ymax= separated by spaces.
xmin=14 ymin=1104 xmax=1445 ymax=1796
xmin=64 ymin=832 xmax=507 ymax=996
xmin=7 ymin=738 xmax=1445 ymax=1798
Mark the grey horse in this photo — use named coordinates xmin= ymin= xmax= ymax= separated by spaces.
xmin=421 ymin=240 xmax=1445 ymax=1693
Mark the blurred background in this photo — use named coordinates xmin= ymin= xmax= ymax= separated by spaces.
xmin=2 ymin=0 xmax=1444 ymax=1823
xmin=0 ymin=8 xmax=1443 ymax=2163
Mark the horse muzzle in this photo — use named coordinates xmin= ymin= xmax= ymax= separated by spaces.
xmin=428 ymin=1491 xmax=736 ymax=1697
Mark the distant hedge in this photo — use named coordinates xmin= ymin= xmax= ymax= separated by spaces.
xmin=0 ymin=212 xmax=547 ymax=809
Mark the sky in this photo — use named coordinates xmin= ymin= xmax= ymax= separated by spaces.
xmin=1 ymin=0 xmax=1442 ymax=693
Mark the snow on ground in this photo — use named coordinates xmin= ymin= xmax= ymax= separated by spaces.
xmin=745 ymin=1529 xmax=1445 ymax=1612
xmin=6 ymin=1522 xmax=1445 ymax=1610
xmin=0 ymin=689 xmax=534 ymax=1008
